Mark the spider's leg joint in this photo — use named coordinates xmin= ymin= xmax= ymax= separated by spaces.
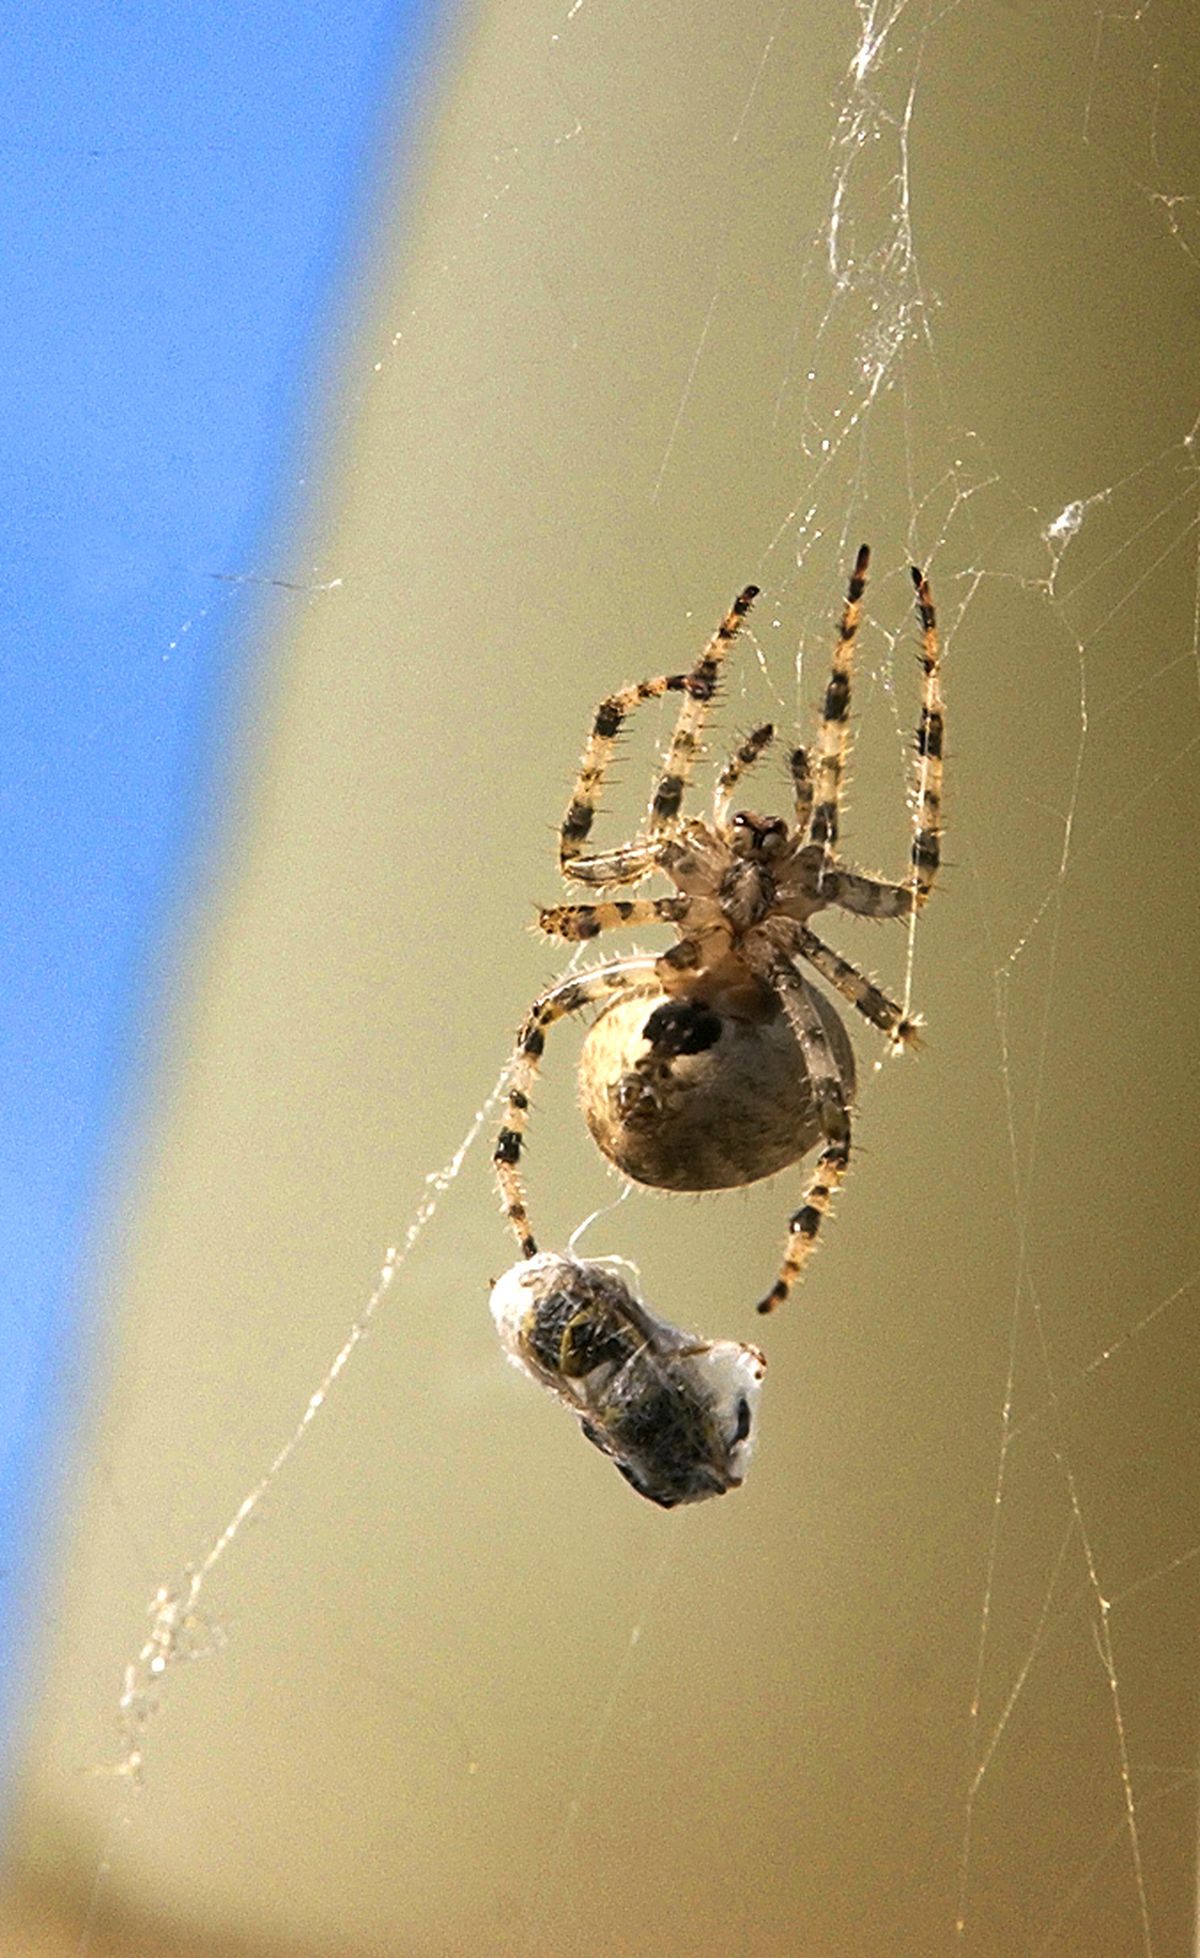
xmin=656 ymin=936 xmax=702 ymax=974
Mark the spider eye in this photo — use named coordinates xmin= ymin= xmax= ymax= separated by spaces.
xmin=733 ymin=1395 xmax=752 ymax=1443
xmin=731 ymin=811 xmax=750 ymax=828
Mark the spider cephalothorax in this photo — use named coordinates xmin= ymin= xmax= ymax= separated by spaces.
xmin=494 ymin=547 xmax=944 ymax=1315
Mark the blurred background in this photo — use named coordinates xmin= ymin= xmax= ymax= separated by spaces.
xmin=2 ymin=1 xmax=1199 ymax=1953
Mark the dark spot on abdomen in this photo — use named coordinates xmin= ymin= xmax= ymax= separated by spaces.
xmin=642 ymin=998 xmax=723 ymax=1056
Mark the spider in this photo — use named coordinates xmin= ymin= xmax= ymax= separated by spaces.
xmin=490 ymin=1251 xmax=766 ymax=1507
xmin=493 ymin=546 xmax=943 ymax=1316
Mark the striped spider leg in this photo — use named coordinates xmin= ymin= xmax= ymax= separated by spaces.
xmin=908 ymin=564 xmax=945 ymax=909
xmin=744 ymin=934 xmax=853 ymax=1315
xmin=557 ymin=585 xmax=759 ymax=888
xmin=800 ymin=560 xmax=945 ymax=923
xmin=713 ymin=721 xmax=776 ymax=835
xmin=772 ymin=917 xmax=916 ymax=1051
xmin=494 ymin=958 xmax=660 ymax=1258
xmin=806 ymin=542 xmax=870 ymax=867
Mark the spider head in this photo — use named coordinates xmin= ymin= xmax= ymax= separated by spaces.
xmin=729 ymin=810 xmax=789 ymax=860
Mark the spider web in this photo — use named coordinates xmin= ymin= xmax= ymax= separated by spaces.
xmin=8 ymin=2 xmax=1200 ymax=1954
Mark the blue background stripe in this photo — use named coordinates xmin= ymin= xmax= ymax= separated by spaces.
xmin=0 ymin=0 xmax=444 ymax=1787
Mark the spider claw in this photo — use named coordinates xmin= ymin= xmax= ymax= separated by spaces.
xmin=756 ymin=1284 xmax=787 ymax=1316
xmin=891 ymin=1015 xmax=924 ymax=1053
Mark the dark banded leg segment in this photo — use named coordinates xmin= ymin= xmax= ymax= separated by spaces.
xmin=776 ymin=919 xmax=917 ymax=1048
xmin=559 ymin=672 xmax=690 ymax=883
xmin=648 ymin=586 xmax=759 ymax=831
xmin=909 ymin=565 xmax=944 ymax=909
xmin=813 ymin=569 xmax=942 ymax=919
xmin=825 ymin=865 xmax=917 ymax=921
xmin=558 ymin=843 xmax=663 ymax=889
xmin=790 ymin=743 xmax=813 ymax=834
xmin=494 ymin=958 xmax=658 ymax=1258
xmin=537 ymin=893 xmax=714 ymax=942
xmin=748 ymin=947 xmax=852 ymax=1315
xmin=807 ymin=544 xmax=869 ymax=855
xmin=714 ymin=722 xmax=775 ymax=834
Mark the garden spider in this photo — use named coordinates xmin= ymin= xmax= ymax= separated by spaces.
xmin=493 ymin=546 xmax=943 ymax=1316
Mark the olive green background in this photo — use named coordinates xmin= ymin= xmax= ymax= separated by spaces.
xmin=6 ymin=2 xmax=1200 ymax=1953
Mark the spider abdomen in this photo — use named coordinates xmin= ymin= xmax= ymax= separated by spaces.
xmin=578 ymin=983 xmax=855 ymax=1192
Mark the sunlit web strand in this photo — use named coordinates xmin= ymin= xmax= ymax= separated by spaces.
xmin=106 ymin=1063 xmax=509 ymax=1790
xmin=956 ymin=855 xmax=1154 ymax=1954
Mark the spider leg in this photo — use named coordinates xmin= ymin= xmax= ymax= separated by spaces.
xmin=648 ymin=586 xmax=759 ymax=831
xmin=909 ymin=564 xmax=944 ymax=909
xmin=713 ymin=723 xmax=775 ymax=834
xmin=494 ymin=958 xmax=659 ymax=1258
xmin=559 ymin=673 xmax=691 ymax=882
xmin=807 ymin=544 xmax=869 ymax=855
xmin=744 ymin=940 xmax=852 ymax=1314
xmin=789 ymin=743 xmax=813 ymax=833
xmin=537 ymin=893 xmax=717 ymax=942
xmin=809 ymin=566 xmax=944 ymax=919
xmin=821 ymin=866 xmax=916 ymax=921
xmin=560 ymin=844 xmax=665 ymax=889
xmin=771 ymin=918 xmax=917 ymax=1048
